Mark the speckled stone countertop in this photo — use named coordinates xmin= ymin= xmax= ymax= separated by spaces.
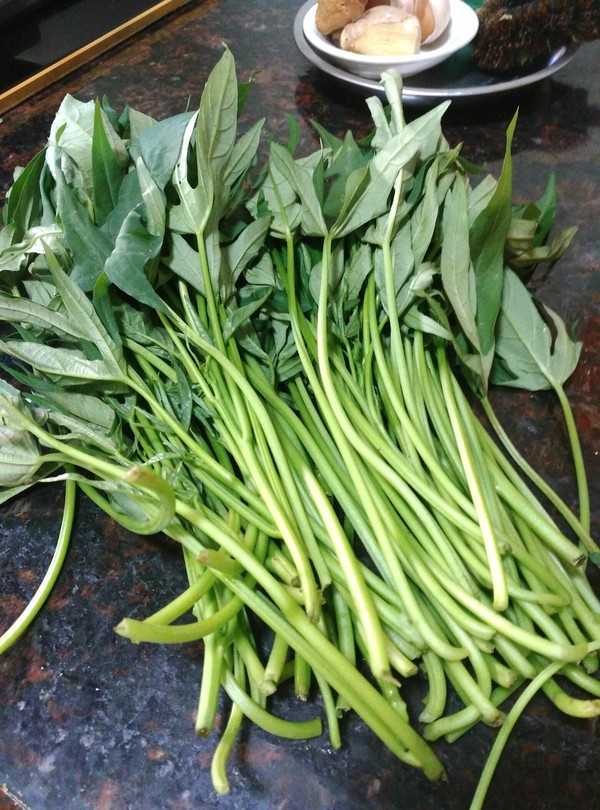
xmin=0 ymin=2 xmax=599 ymax=808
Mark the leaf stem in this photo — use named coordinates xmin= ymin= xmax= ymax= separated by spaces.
xmin=553 ymin=381 xmax=591 ymax=534
xmin=0 ymin=478 xmax=76 ymax=654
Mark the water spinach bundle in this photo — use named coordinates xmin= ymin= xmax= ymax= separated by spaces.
xmin=0 ymin=49 xmax=598 ymax=805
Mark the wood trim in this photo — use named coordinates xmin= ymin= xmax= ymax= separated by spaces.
xmin=0 ymin=0 xmax=192 ymax=114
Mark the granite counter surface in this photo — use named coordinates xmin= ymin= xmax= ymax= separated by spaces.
xmin=0 ymin=2 xmax=599 ymax=808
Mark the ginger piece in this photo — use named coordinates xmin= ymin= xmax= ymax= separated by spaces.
xmin=315 ymin=0 xmax=368 ymax=36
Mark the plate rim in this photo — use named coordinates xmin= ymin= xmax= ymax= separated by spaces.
xmin=293 ymin=0 xmax=579 ymax=102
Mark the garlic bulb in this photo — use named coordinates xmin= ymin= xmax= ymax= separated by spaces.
xmin=389 ymin=0 xmax=451 ymax=44
xmin=340 ymin=6 xmax=422 ymax=55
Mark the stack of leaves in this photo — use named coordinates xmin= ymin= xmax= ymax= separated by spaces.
xmin=0 ymin=48 xmax=598 ymax=805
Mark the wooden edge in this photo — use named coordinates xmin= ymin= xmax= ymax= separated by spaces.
xmin=0 ymin=0 xmax=192 ymax=114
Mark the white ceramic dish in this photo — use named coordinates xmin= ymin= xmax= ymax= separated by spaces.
xmin=302 ymin=0 xmax=479 ymax=79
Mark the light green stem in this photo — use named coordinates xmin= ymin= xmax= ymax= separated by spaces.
xmin=0 ymin=478 xmax=76 ymax=654
xmin=469 ymin=661 xmax=564 ymax=810
xmin=554 ymin=382 xmax=591 ymax=535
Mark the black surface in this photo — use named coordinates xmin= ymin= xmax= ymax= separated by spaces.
xmin=0 ymin=0 xmax=53 ymax=27
xmin=0 ymin=0 xmax=180 ymax=94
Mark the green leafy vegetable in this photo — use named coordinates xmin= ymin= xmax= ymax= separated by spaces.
xmin=0 ymin=47 xmax=597 ymax=808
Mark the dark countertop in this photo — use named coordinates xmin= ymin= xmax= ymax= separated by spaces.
xmin=0 ymin=2 xmax=599 ymax=808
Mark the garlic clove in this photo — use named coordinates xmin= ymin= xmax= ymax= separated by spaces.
xmin=389 ymin=0 xmax=451 ymax=44
xmin=423 ymin=0 xmax=451 ymax=43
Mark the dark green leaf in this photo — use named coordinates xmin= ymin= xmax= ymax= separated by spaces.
xmin=469 ymin=112 xmax=517 ymax=356
xmin=54 ymin=163 xmax=113 ymax=290
xmin=237 ymin=70 xmax=260 ymax=116
xmin=223 ymin=118 xmax=265 ymax=194
xmin=92 ymin=100 xmax=125 ymax=226
xmin=4 ymin=148 xmax=47 ymax=238
xmin=441 ymin=177 xmax=478 ymax=349
xmin=321 ymin=131 xmax=370 ymax=223
xmin=92 ymin=272 xmax=123 ymax=348
xmin=223 ymin=289 xmax=272 ymax=343
xmin=224 ymin=216 xmax=271 ymax=284
xmin=163 ymin=233 xmax=204 ymax=294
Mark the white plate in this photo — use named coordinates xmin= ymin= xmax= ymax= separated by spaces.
xmin=302 ymin=0 xmax=479 ymax=79
xmin=294 ymin=0 xmax=579 ymax=104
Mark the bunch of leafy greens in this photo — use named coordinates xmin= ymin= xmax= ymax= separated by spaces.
xmin=0 ymin=49 xmax=598 ymax=807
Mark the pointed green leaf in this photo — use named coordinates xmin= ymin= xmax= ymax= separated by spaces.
xmin=492 ymin=268 xmax=581 ymax=391
xmin=171 ymin=113 xmax=211 ymax=234
xmin=269 ymin=142 xmax=327 ymax=236
xmin=135 ymin=156 xmax=166 ymax=238
xmin=341 ymin=242 xmax=372 ymax=302
xmin=223 ymin=289 xmax=272 ymax=343
xmin=0 ymin=224 xmax=63 ymax=276
xmin=224 ymin=117 xmax=265 ymax=192
xmin=92 ymin=100 xmax=125 ymax=225
xmin=103 ymin=207 xmax=164 ymax=310
xmin=244 ymin=252 xmax=277 ymax=288
xmin=0 ymin=340 xmax=123 ymax=383
xmin=92 ymin=272 xmax=123 ymax=348
xmin=44 ymin=246 xmax=124 ymax=375
xmin=411 ymin=159 xmax=441 ymax=267
xmin=0 ymin=295 xmax=90 ymax=340
xmin=41 ymin=389 xmax=116 ymax=429
xmin=470 ymin=112 xmax=518 ymax=356
xmin=196 ymin=47 xmax=239 ymax=220
xmin=54 ymin=163 xmax=113 ymax=290
xmin=48 ymin=95 xmax=127 ymax=199
xmin=224 ymin=216 xmax=270 ymax=284
xmin=467 ymin=174 xmax=497 ymax=225
xmin=441 ymin=177 xmax=479 ymax=350
xmin=4 ymin=148 xmax=47 ymax=239
xmin=263 ymin=150 xmax=302 ymax=237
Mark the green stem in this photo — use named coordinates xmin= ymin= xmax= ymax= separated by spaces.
xmin=437 ymin=347 xmax=508 ymax=612
xmin=469 ymin=661 xmax=564 ymax=810
xmin=158 ymin=313 xmax=324 ymax=620
xmin=313 ymin=670 xmax=343 ymax=748
xmin=480 ymin=396 xmax=595 ymax=552
xmin=0 ymin=478 xmax=76 ymax=654
xmin=144 ymin=569 xmax=218 ymax=625
xmin=210 ymin=701 xmax=244 ymax=795
xmin=174 ymin=500 xmax=446 ymax=779
xmin=302 ymin=466 xmax=392 ymax=681
xmin=114 ymin=592 xmax=243 ymax=644
xmin=419 ymin=650 xmax=448 ymax=723
xmin=195 ymin=589 xmax=225 ymax=737
xmin=196 ymin=228 xmax=226 ymax=354
xmin=222 ymin=669 xmax=322 ymax=740
xmin=554 ymin=382 xmax=591 ymax=534
xmin=260 ymin=632 xmax=289 ymax=695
